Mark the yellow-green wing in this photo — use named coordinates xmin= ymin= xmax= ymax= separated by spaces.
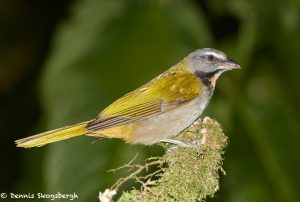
xmin=86 ymin=68 xmax=201 ymax=131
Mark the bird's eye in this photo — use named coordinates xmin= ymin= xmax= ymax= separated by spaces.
xmin=207 ymin=54 xmax=215 ymax=62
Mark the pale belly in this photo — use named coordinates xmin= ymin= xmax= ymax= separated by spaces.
xmin=131 ymin=91 xmax=212 ymax=144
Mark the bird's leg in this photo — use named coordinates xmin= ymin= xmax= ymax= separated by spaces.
xmin=91 ymin=137 xmax=103 ymax=144
xmin=160 ymin=139 xmax=203 ymax=156
xmin=160 ymin=139 xmax=197 ymax=147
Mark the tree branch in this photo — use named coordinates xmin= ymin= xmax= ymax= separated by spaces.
xmin=99 ymin=117 xmax=228 ymax=202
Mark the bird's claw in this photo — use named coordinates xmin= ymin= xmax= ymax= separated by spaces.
xmin=160 ymin=139 xmax=203 ymax=157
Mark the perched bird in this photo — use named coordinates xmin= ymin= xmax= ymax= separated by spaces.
xmin=15 ymin=48 xmax=240 ymax=148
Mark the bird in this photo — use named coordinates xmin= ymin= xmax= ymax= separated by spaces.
xmin=15 ymin=48 xmax=240 ymax=148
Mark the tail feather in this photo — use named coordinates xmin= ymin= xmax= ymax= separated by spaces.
xmin=15 ymin=121 xmax=90 ymax=148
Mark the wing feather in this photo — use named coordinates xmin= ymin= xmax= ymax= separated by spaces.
xmin=86 ymin=65 xmax=201 ymax=132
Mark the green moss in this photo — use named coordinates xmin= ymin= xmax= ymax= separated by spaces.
xmin=117 ymin=117 xmax=228 ymax=202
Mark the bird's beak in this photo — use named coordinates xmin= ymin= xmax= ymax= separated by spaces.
xmin=221 ymin=57 xmax=241 ymax=70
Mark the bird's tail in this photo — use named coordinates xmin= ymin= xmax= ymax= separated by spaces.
xmin=15 ymin=121 xmax=90 ymax=148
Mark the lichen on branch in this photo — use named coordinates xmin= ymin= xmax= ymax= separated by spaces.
xmin=99 ymin=117 xmax=228 ymax=202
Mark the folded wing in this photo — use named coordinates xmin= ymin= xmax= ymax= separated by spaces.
xmin=86 ymin=68 xmax=201 ymax=132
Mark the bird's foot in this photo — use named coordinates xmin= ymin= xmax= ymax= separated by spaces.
xmin=160 ymin=139 xmax=196 ymax=147
xmin=91 ymin=137 xmax=103 ymax=144
xmin=160 ymin=139 xmax=203 ymax=157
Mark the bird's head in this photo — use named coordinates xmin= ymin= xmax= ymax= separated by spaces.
xmin=188 ymin=48 xmax=241 ymax=88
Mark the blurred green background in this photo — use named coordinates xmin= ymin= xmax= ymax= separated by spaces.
xmin=1 ymin=0 xmax=299 ymax=201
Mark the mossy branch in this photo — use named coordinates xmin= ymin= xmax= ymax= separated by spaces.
xmin=99 ymin=117 xmax=228 ymax=202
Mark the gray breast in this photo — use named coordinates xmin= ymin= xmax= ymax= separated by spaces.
xmin=131 ymin=86 xmax=213 ymax=145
